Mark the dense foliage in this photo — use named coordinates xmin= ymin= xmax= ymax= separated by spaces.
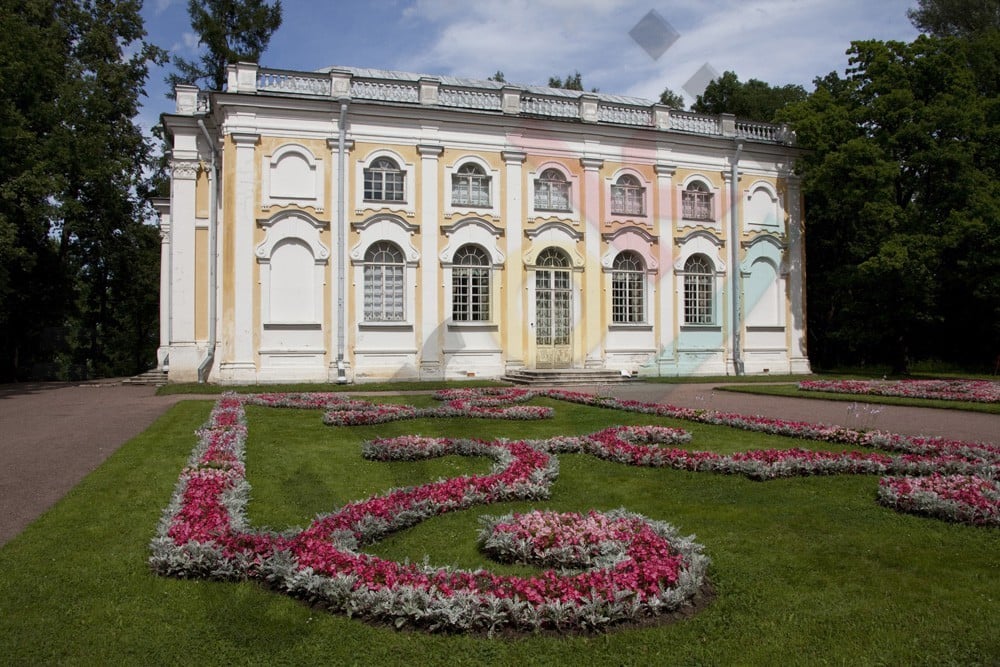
xmin=0 ymin=0 xmax=164 ymax=380
xmin=780 ymin=32 xmax=1000 ymax=371
xmin=692 ymin=71 xmax=808 ymax=122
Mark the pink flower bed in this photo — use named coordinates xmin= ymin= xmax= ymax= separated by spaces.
xmin=152 ymin=388 xmax=999 ymax=633
xmin=877 ymin=474 xmax=1000 ymax=526
xmin=798 ymin=379 xmax=1000 ymax=404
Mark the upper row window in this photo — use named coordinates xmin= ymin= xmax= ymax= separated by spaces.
xmin=451 ymin=163 xmax=491 ymax=208
xmin=682 ymin=181 xmax=714 ymax=221
xmin=364 ymin=157 xmax=405 ymax=202
xmin=610 ymin=174 xmax=646 ymax=216
xmin=534 ymin=168 xmax=571 ymax=212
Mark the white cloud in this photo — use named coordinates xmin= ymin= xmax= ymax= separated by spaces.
xmin=397 ymin=0 xmax=918 ymax=101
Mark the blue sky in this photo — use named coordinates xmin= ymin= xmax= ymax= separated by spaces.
xmin=139 ymin=0 xmax=921 ymax=132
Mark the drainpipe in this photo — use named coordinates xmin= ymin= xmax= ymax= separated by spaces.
xmin=197 ymin=119 xmax=219 ymax=383
xmin=730 ymin=139 xmax=744 ymax=376
xmin=336 ymin=99 xmax=349 ymax=383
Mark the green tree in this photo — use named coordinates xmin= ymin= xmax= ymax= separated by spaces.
xmin=548 ymin=71 xmax=584 ymax=90
xmin=658 ymin=86 xmax=685 ymax=109
xmin=487 ymin=70 xmax=506 ymax=83
xmin=167 ymin=0 xmax=282 ymax=92
xmin=693 ymin=71 xmax=807 ymax=122
xmin=907 ymin=0 xmax=1000 ymax=37
xmin=0 ymin=0 xmax=164 ymax=380
xmin=780 ymin=34 xmax=1000 ymax=372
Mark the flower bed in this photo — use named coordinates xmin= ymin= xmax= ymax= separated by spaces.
xmin=152 ymin=388 xmax=999 ymax=634
xmin=877 ymin=474 xmax=1000 ymax=526
xmin=798 ymin=379 xmax=1000 ymax=404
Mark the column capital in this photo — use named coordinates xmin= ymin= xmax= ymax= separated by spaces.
xmin=579 ymin=156 xmax=604 ymax=171
xmin=326 ymin=137 xmax=355 ymax=151
xmin=230 ymin=132 xmax=260 ymax=146
xmin=654 ymin=163 xmax=677 ymax=177
xmin=502 ymin=150 xmax=527 ymax=164
xmin=417 ymin=144 xmax=444 ymax=158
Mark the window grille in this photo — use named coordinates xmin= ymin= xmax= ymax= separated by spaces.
xmin=683 ymin=254 xmax=714 ymax=324
xmin=611 ymin=251 xmax=645 ymax=323
xmin=534 ymin=168 xmax=571 ymax=211
xmin=363 ymin=157 xmax=405 ymax=202
xmin=363 ymin=241 xmax=405 ymax=321
xmin=682 ymin=182 xmax=713 ymax=221
xmin=451 ymin=163 xmax=491 ymax=207
xmin=452 ymin=244 xmax=491 ymax=321
xmin=611 ymin=174 xmax=645 ymax=216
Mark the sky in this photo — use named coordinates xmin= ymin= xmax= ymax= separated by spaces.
xmin=138 ymin=0 xmax=922 ymax=133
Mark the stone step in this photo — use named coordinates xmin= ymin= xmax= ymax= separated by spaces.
xmin=502 ymin=369 xmax=634 ymax=386
xmin=123 ymin=369 xmax=168 ymax=386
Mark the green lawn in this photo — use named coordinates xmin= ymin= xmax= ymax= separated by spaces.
xmin=1 ymin=395 xmax=997 ymax=665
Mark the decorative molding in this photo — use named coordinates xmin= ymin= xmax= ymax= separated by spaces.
xmin=525 ymin=220 xmax=584 ymax=241
xmin=580 ymin=156 xmax=604 ymax=171
xmin=171 ymin=160 xmax=200 ymax=180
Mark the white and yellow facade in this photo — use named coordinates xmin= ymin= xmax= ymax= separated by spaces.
xmin=158 ymin=63 xmax=810 ymax=384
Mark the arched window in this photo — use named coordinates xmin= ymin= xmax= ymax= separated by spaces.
xmin=611 ymin=251 xmax=645 ymax=323
xmin=683 ymin=254 xmax=714 ymax=324
xmin=451 ymin=163 xmax=491 ymax=207
xmin=611 ymin=174 xmax=645 ymax=216
xmin=682 ymin=181 xmax=713 ymax=221
xmin=534 ymin=168 xmax=571 ymax=211
xmin=364 ymin=157 xmax=405 ymax=202
xmin=451 ymin=244 xmax=491 ymax=321
xmin=537 ymin=246 xmax=571 ymax=268
xmin=363 ymin=241 xmax=405 ymax=321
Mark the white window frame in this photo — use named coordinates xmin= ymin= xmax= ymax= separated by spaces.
xmin=676 ymin=175 xmax=720 ymax=230
xmin=444 ymin=156 xmax=501 ymax=219
xmin=355 ymin=150 xmax=416 ymax=217
xmin=682 ymin=254 xmax=715 ymax=325
xmin=611 ymin=251 xmax=646 ymax=324
xmin=528 ymin=163 xmax=580 ymax=223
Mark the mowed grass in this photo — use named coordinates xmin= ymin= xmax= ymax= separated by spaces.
xmin=1 ymin=395 xmax=998 ymax=665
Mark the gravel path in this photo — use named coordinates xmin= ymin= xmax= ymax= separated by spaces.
xmin=1 ymin=380 xmax=996 ymax=547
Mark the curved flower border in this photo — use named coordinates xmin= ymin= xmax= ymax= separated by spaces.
xmin=798 ymin=379 xmax=1000 ymax=404
xmin=152 ymin=388 xmax=999 ymax=634
xmin=877 ymin=474 xmax=1000 ymax=526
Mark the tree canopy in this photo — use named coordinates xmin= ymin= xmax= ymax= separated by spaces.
xmin=658 ymin=87 xmax=685 ymax=109
xmin=167 ymin=0 xmax=282 ymax=92
xmin=780 ymin=33 xmax=1000 ymax=372
xmin=907 ymin=0 xmax=1000 ymax=37
xmin=693 ymin=71 xmax=807 ymax=122
xmin=0 ymin=0 xmax=164 ymax=381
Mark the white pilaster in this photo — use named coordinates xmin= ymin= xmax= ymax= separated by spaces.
xmin=166 ymin=157 xmax=200 ymax=381
xmin=221 ymin=132 xmax=259 ymax=382
xmin=580 ymin=156 xmax=604 ymax=368
xmin=654 ymin=163 xmax=676 ymax=370
xmin=786 ymin=175 xmax=811 ymax=373
xmin=417 ymin=144 xmax=444 ymax=379
xmin=152 ymin=198 xmax=171 ymax=370
xmin=501 ymin=150 xmax=526 ymax=371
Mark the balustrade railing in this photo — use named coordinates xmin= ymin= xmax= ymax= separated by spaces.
xmin=350 ymin=79 xmax=420 ymax=103
xmin=257 ymin=70 xmax=331 ymax=96
xmin=241 ymin=67 xmax=786 ymax=143
xmin=520 ymin=95 xmax=579 ymax=119
xmin=598 ymin=104 xmax=652 ymax=127
xmin=439 ymin=87 xmax=503 ymax=111
xmin=670 ymin=111 xmax=722 ymax=136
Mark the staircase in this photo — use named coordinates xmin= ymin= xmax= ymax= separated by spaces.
xmin=123 ymin=369 xmax=168 ymax=386
xmin=502 ymin=368 xmax=635 ymax=386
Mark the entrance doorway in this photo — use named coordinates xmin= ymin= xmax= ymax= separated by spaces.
xmin=535 ymin=247 xmax=572 ymax=368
